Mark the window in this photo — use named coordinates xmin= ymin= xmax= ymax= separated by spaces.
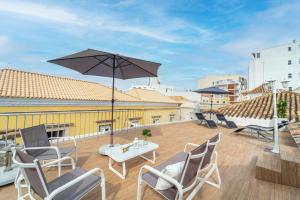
xmin=153 ymin=118 xmax=160 ymax=124
xmin=98 ymin=125 xmax=111 ymax=133
xmin=288 ymin=73 xmax=292 ymax=78
xmin=289 ymin=87 xmax=293 ymax=91
xmin=169 ymin=114 xmax=175 ymax=122
xmin=288 ymin=46 xmax=292 ymax=51
xmin=129 ymin=119 xmax=139 ymax=127
xmin=47 ymin=130 xmax=64 ymax=138
xmin=257 ymin=52 xmax=260 ymax=58
xmin=288 ymin=60 xmax=292 ymax=65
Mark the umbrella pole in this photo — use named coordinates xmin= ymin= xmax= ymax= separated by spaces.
xmin=110 ymin=56 xmax=116 ymax=146
xmin=210 ymin=94 xmax=213 ymax=120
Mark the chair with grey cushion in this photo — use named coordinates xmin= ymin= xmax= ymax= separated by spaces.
xmin=137 ymin=141 xmax=209 ymax=200
xmin=12 ymin=149 xmax=105 ymax=200
xmin=20 ymin=124 xmax=77 ymax=176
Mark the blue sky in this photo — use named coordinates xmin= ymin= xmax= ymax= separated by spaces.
xmin=0 ymin=0 xmax=299 ymax=90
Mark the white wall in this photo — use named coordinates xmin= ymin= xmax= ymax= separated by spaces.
xmin=249 ymin=40 xmax=300 ymax=90
xmin=180 ymin=107 xmax=195 ymax=121
xmin=225 ymin=116 xmax=273 ymax=127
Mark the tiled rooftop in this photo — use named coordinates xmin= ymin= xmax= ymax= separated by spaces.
xmin=0 ymin=68 xmax=140 ymax=102
xmin=219 ymin=91 xmax=300 ymax=121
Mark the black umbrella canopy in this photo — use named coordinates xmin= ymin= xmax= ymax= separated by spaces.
xmin=48 ymin=49 xmax=161 ymax=149
xmin=48 ymin=49 xmax=160 ymax=79
xmin=194 ymin=86 xmax=231 ymax=120
xmin=193 ymin=86 xmax=231 ymax=94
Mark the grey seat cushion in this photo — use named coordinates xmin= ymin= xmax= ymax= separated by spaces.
xmin=142 ymin=152 xmax=188 ymax=200
xmin=48 ymin=167 xmax=101 ymax=200
xmin=36 ymin=146 xmax=76 ymax=160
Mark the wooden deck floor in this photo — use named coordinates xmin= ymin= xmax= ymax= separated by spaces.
xmin=1 ymin=121 xmax=300 ymax=200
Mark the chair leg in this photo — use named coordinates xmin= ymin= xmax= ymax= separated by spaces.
xmin=137 ymin=171 xmax=143 ymax=200
xmin=75 ymin=149 xmax=78 ymax=164
xmin=186 ymin=177 xmax=205 ymax=200
xmin=205 ymin=165 xmax=221 ymax=189
xmin=101 ymin=180 xmax=106 ymax=200
xmin=58 ymin=160 xmax=61 ymax=177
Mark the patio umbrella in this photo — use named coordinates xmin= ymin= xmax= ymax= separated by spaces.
xmin=193 ymin=86 xmax=231 ymax=119
xmin=48 ymin=49 xmax=160 ymax=150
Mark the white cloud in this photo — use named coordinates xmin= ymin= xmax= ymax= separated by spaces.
xmin=220 ymin=1 xmax=300 ymax=57
xmin=0 ymin=1 xmax=87 ymax=26
xmin=220 ymin=38 xmax=267 ymax=57
xmin=0 ymin=35 xmax=21 ymax=54
xmin=0 ymin=36 xmax=10 ymax=46
xmin=0 ymin=0 xmax=214 ymax=44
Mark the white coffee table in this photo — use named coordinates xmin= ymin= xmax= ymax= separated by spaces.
xmin=106 ymin=141 xmax=158 ymax=179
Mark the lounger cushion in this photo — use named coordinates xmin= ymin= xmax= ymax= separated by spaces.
xmin=142 ymin=152 xmax=188 ymax=200
xmin=155 ymin=161 xmax=185 ymax=190
xmin=36 ymin=146 xmax=76 ymax=160
xmin=48 ymin=167 xmax=101 ymax=200
xmin=206 ymin=120 xmax=218 ymax=128
xmin=226 ymin=121 xmax=237 ymax=129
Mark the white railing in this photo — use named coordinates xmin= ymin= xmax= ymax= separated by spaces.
xmin=0 ymin=108 xmax=194 ymax=148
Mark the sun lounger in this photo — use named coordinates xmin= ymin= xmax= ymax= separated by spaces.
xmin=195 ymin=113 xmax=218 ymax=129
xmin=233 ymin=121 xmax=289 ymax=140
xmin=216 ymin=114 xmax=238 ymax=129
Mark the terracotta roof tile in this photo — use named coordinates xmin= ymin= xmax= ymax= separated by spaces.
xmin=126 ymin=88 xmax=178 ymax=104
xmin=242 ymin=84 xmax=269 ymax=95
xmin=219 ymin=91 xmax=300 ymax=122
xmin=168 ymin=96 xmax=187 ymax=102
xmin=0 ymin=68 xmax=140 ymax=102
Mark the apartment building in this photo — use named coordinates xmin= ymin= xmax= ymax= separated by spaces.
xmin=197 ymin=74 xmax=247 ymax=103
xmin=248 ymin=40 xmax=300 ymax=90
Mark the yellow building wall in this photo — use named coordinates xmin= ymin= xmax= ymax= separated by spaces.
xmin=0 ymin=104 xmax=180 ymax=144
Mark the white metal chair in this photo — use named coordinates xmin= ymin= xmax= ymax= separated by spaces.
xmin=137 ymin=133 xmax=222 ymax=200
xmin=137 ymin=141 xmax=208 ymax=200
xmin=191 ymin=133 xmax=221 ymax=190
xmin=12 ymin=148 xmax=105 ymax=200
xmin=20 ymin=124 xmax=77 ymax=176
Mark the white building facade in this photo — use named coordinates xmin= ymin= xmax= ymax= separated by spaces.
xmin=248 ymin=40 xmax=300 ymax=90
xmin=130 ymin=77 xmax=200 ymax=120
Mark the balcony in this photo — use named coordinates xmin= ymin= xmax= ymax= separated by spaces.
xmin=1 ymin=116 xmax=299 ymax=199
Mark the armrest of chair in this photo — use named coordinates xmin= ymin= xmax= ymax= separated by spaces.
xmin=23 ymin=146 xmax=61 ymax=158
xmin=42 ymin=156 xmax=75 ymax=169
xmin=184 ymin=143 xmax=199 ymax=152
xmin=139 ymin=165 xmax=183 ymax=199
xmin=46 ymin=168 xmax=105 ymax=200
xmin=49 ymin=136 xmax=77 ymax=147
